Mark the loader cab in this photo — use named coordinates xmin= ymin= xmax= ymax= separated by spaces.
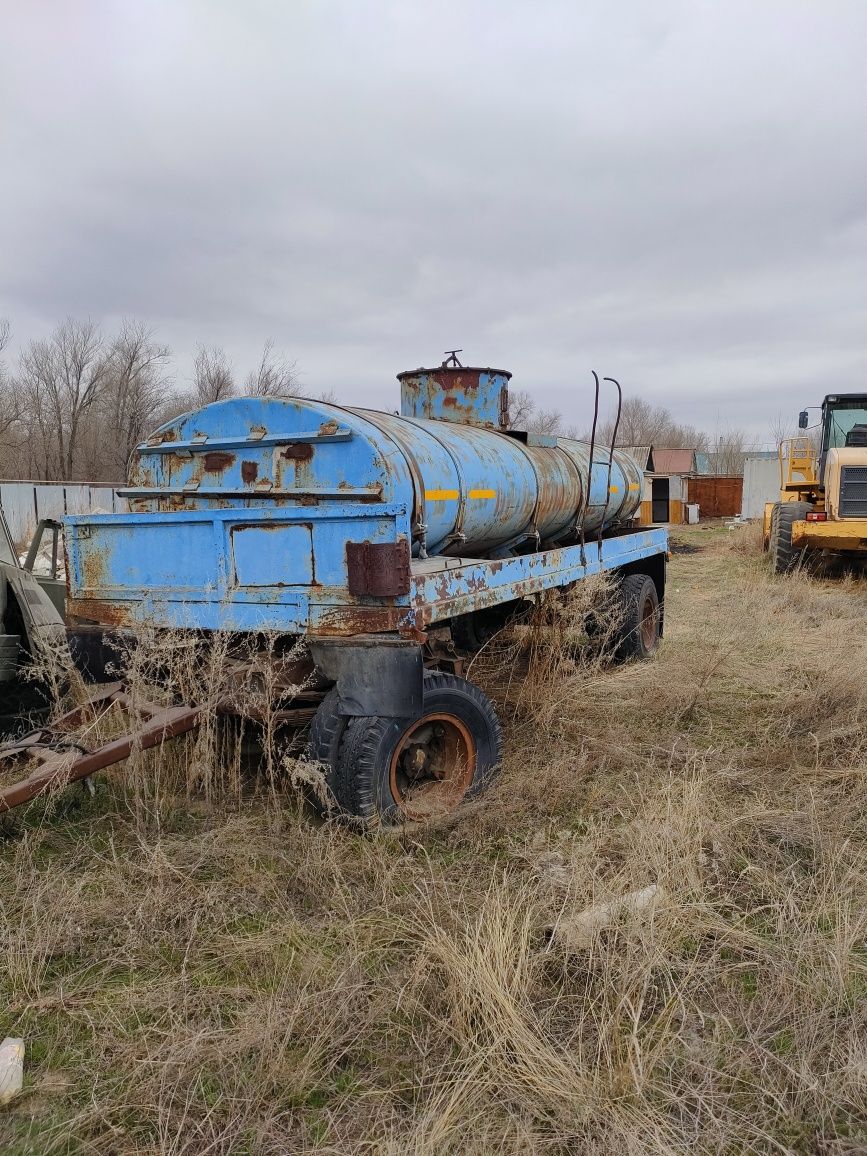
xmin=812 ymin=394 xmax=867 ymax=522
xmin=818 ymin=394 xmax=867 ymax=465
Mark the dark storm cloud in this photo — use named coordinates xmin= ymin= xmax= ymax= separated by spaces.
xmin=1 ymin=0 xmax=866 ymax=439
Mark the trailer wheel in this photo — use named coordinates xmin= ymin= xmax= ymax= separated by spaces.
xmin=614 ymin=574 xmax=661 ymax=661
xmin=769 ymin=502 xmax=811 ymax=574
xmin=307 ymin=687 xmax=347 ymax=804
xmin=450 ymin=600 xmax=528 ymax=652
xmin=333 ymin=671 xmax=502 ymax=824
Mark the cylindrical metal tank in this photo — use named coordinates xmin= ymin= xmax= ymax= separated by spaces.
xmin=125 ymin=364 xmax=643 ymax=559
xmin=352 ymin=408 xmax=642 ymax=555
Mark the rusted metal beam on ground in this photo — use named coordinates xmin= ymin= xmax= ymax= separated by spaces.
xmin=21 ymin=681 xmax=124 ymax=739
xmin=0 ymin=702 xmax=202 ymax=814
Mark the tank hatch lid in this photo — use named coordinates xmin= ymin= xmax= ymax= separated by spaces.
xmin=398 ymin=351 xmax=511 ymax=428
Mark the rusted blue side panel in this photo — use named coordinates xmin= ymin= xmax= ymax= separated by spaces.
xmin=409 ymin=529 xmax=668 ymax=627
xmin=65 ymin=497 xmax=666 ymax=636
xmin=65 ymin=501 xmax=412 ymax=634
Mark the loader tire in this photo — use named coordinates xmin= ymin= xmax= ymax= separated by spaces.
xmin=769 ymin=502 xmax=811 ymax=574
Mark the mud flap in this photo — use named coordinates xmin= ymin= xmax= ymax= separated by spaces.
xmin=309 ymin=639 xmax=423 ymax=717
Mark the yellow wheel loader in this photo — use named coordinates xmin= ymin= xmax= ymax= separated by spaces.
xmin=764 ymin=393 xmax=867 ymax=573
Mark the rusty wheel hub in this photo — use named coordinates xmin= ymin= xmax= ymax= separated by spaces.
xmin=640 ymin=592 xmax=658 ymax=648
xmin=389 ymin=712 xmax=476 ymax=820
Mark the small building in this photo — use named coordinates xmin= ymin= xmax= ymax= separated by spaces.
xmin=620 ymin=446 xmax=689 ymax=526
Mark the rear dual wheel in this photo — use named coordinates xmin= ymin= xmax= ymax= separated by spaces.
xmin=308 ymin=671 xmax=502 ymax=824
xmin=587 ymin=574 xmax=661 ymax=661
xmin=614 ymin=574 xmax=661 ymax=661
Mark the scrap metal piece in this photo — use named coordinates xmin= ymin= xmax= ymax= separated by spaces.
xmin=0 ymin=685 xmax=201 ymax=813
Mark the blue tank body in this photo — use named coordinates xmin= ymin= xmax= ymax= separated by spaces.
xmin=63 ymin=363 xmax=662 ymax=638
xmin=112 ymin=395 xmax=642 ymax=558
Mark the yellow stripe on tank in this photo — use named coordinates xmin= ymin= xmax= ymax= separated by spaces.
xmin=628 ymin=483 xmax=640 ymax=491
xmin=425 ymin=488 xmax=497 ymax=500
xmin=609 ymin=485 xmax=619 ymax=493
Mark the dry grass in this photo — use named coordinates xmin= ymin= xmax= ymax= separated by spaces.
xmin=2 ymin=523 xmax=867 ymax=1154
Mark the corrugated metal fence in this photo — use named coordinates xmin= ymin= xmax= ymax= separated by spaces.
xmin=742 ymin=457 xmax=782 ymax=519
xmin=0 ymin=481 xmax=127 ymax=545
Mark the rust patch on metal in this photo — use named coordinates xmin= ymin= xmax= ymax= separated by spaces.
xmin=80 ymin=547 xmax=107 ymax=592
xmin=203 ymin=451 xmax=235 ymax=472
xmin=282 ymin=443 xmax=314 ymax=462
xmin=313 ymin=606 xmax=404 ymax=635
xmin=241 ymin=460 xmax=258 ymax=483
xmin=346 ymin=540 xmax=411 ymax=597
xmin=67 ymin=598 xmax=132 ymax=628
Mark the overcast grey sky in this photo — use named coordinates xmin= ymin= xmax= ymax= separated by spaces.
xmin=2 ymin=0 xmax=866 ymax=441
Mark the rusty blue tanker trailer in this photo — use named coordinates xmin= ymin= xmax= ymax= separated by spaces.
xmin=63 ymin=359 xmax=667 ymax=823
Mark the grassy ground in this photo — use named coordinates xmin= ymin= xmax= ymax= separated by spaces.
xmin=2 ymin=523 xmax=866 ymax=1154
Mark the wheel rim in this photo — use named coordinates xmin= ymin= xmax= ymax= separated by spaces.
xmin=640 ymin=592 xmax=658 ymax=649
xmin=388 ymin=712 xmax=477 ymax=819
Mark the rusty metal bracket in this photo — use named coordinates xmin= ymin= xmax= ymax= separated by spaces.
xmin=346 ymin=540 xmax=411 ymax=597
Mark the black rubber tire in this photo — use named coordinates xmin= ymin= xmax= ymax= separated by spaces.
xmin=0 ymin=676 xmax=54 ymax=740
xmin=450 ymin=600 xmax=529 ymax=653
xmin=769 ymin=501 xmax=811 ymax=574
xmin=333 ymin=670 xmax=503 ymax=824
xmin=613 ymin=574 xmax=661 ymax=662
xmin=306 ymin=687 xmax=347 ymax=803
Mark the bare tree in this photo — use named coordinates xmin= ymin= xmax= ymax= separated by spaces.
xmin=507 ymin=388 xmax=536 ymax=430
xmin=244 ymin=339 xmax=298 ymax=398
xmin=507 ymin=389 xmax=570 ymax=435
xmin=594 ymin=396 xmax=708 ymax=450
xmin=193 ymin=345 xmax=235 ymax=405
xmin=96 ymin=320 xmax=172 ymax=477
xmin=16 ymin=318 xmax=111 ymax=480
xmin=768 ymin=411 xmax=799 ymax=450
xmin=0 ymin=319 xmax=24 ymax=464
xmin=707 ymin=426 xmax=756 ymax=476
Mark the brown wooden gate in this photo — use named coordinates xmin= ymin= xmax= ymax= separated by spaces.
xmin=686 ymin=476 xmax=743 ymax=519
